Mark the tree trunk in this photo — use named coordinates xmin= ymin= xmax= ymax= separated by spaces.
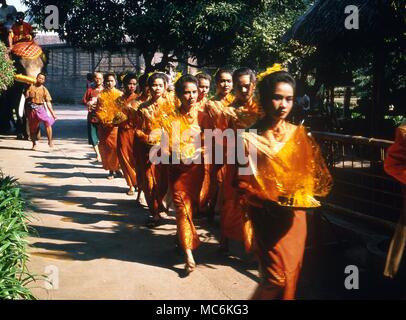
xmin=343 ymin=86 xmax=351 ymax=119
xmin=142 ymin=51 xmax=154 ymax=74
xmin=370 ymin=40 xmax=386 ymax=137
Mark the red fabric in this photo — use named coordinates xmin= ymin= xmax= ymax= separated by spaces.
xmin=82 ymin=87 xmax=101 ymax=106
xmin=12 ymin=22 xmax=32 ymax=43
xmin=11 ymin=41 xmax=42 ymax=59
xmin=384 ymin=125 xmax=406 ymax=185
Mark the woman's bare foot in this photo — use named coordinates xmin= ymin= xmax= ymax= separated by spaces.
xmin=184 ymin=250 xmax=196 ymax=275
xmin=31 ymin=143 xmax=37 ymax=150
xmin=127 ymin=187 xmax=135 ymax=195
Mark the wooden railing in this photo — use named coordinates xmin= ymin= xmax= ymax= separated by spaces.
xmin=311 ymin=131 xmax=403 ymax=231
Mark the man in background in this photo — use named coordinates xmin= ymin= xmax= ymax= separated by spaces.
xmin=0 ymin=0 xmax=17 ymax=48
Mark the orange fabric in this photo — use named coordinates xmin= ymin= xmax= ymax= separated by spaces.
xmin=220 ymin=99 xmax=263 ymax=245
xmin=98 ymin=126 xmax=120 ymax=171
xmin=201 ymin=98 xmax=261 ymax=217
xmin=170 ymin=163 xmax=204 ymax=250
xmin=132 ymin=97 xmax=150 ymax=197
xmin=239 ymin=123 xmax=332 ymax=207
xmin=250 ymin=205 xmax=307 ymax=300
xmin=225 ymin=98 xmax=263 ymax=129
xmin=169 ymin=105 xmax=215 ymax=250
xmin=220 ymin=163 xmax=244 ymax=241
xmin=144 ymin=162 xmax=168 ymax=217
xmin=134 ymin=97 xmax=171 ymax=217
xmin=117 ymin=93 xmax=138 ymax=188
xmin=384 ymin=124 xmax=406 ymax=185
xmin=198 ymin=100 xmax=228 ymax=213
xmin=211 ymin=93 xmax=235 ymax=107
xmin=133 ymin=131 xmax=150 ymax=201
xmin=11 ymin=41 xmax=42 ymax=59
xmin=236 ymin=120 xmax=331 ymax=300
xmin=96 ymin=88 xmax=123 ymax=171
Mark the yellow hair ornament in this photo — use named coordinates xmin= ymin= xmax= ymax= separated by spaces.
xmin=147 ymin=71 xmax=157 ymax=78
xmin=257 ymin=63 xmax=285 ymax=82
xmin=173 ymin=71 xmax=182 ymax=83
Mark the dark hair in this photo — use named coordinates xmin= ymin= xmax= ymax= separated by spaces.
xmin=175 ymin=74 xmax=198 ymax=98
xmin=86 ymin=72 xmax=93 ymax=82
xmin=196 ymin=72 xmax=211 ymax=82
xmin=232 ymin=67 xmax=256 ymax=84
xmin=147 ymin=72 xmax=168 ymax=88
xmin=214 ymin=69 xmax=233 ymax=83
xmin=123 ymin=72 xmax=137 ymax=85
xmin=37 ymin=72 xmax=46 ymax=78
xmin=257 ymin=71 xmax=296 ymax=107
xmin=104 ymin=72 xmax=116 ymax=82
xmin=138 ymin=73 xmax=148 ymax=92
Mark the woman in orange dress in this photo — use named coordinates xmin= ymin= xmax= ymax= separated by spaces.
xmin=219 ymin=68 xmax=263 ymax=253
xmin=96 ymin=73 xmax=123 ymax=179
xmin=211 ymin=69 xmax=234 ymax=106
xmin=200 ymin=69 xmax=235 ymax=219
xmin=196 ymin=72 xmax=211 ymax=105
xmin=168 ymin=74 xmax=215 ymax=274
xmin=135 ymin=72 xmax=170 ymax=226
xmin=236 ymin=70 xmax=332 ymax=299
xmin=117 ymin=73 xmax=139 ymax=196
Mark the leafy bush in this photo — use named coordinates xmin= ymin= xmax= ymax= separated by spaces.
xmin=0 ymin=42 xmax=15 ymax=93
xmin=0 ymin=172 xmax=35 ymax=299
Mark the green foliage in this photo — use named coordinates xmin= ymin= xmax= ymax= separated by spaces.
xmin=230 ymin=1 xmax=311 ymax=71
xmin=0 ymin=172 xmax=35 ymax=299
xmin=24 ymin=0 xmax=127 ymax=51
xmin=23 ymin=0 xmax=311 ymax=71
xmin=0 ymin=42 xmax=15 ymax=93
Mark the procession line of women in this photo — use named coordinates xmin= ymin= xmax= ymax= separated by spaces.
xmin=83 ymin=66 xmax=332 ymax=299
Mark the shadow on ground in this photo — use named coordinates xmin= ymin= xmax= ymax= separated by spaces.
xmin=24 ymin=174 xmax=259 ymax=282
xmin=22 ymin=151 xmax=406 ymax=299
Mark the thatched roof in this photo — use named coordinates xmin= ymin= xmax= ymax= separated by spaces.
xmin=282 ymin=0 xmax=403 ymax=46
